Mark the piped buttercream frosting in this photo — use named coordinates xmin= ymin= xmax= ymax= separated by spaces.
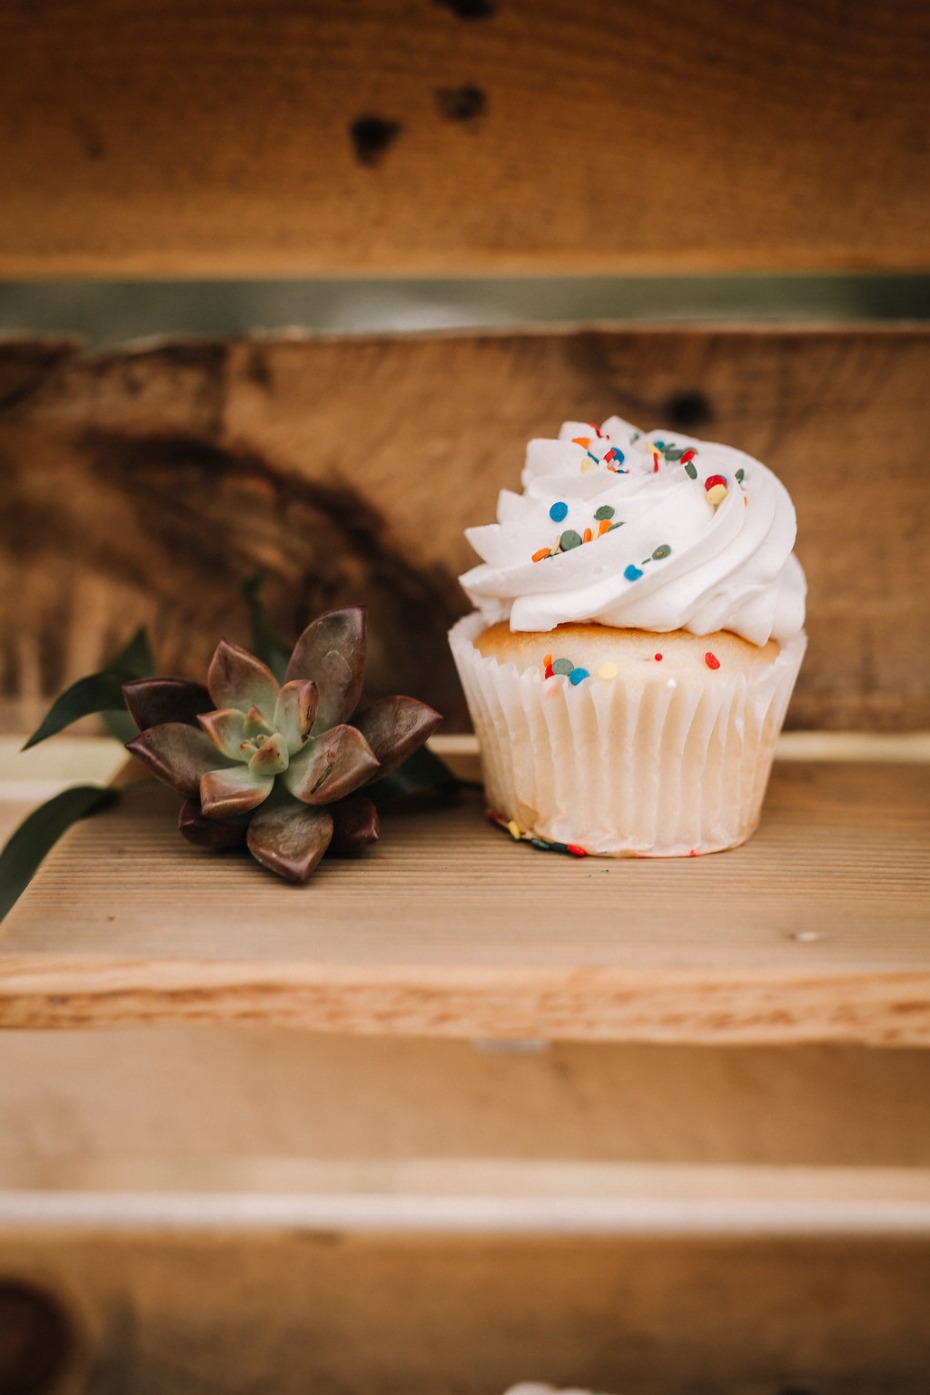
xmin=460 ymin=416 xmax=806 ymax=646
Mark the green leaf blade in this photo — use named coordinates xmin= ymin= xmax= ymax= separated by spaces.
xmin=0 ymin=785 xmax=117 ymax=922
xmin=22 ymin=671 xmax=138 ymax=750
xmin=242 ymin=575 xmax=292 ymax=685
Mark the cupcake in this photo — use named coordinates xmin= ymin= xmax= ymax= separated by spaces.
xmin=449 ymin=417 xmax=806 ymax=856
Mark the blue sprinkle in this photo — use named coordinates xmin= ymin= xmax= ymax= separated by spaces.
xmin=654 ymin=439 xmax=666 ymax=449
xmin=624 ymin=564 xmax=643 ymax=581
xmin=549 ymin=501 xmax=568 ymax=523
xmin=587 ymin=450 xmax=599 ymax=463
xmin=569 ymin=667 xmax=590 ymax=685
xmin=614 ymin=449 xmax=625 ymax=464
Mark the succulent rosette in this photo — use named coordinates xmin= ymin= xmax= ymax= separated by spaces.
xmin=122 ymin=607 xmax=442 ymax=882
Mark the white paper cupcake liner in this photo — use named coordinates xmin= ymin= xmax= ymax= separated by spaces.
xmin=449 ymin=613 xmax=806 ymax=856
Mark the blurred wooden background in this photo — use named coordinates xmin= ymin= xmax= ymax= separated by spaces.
xmin=2 ymin=325 xmax=928 ymax=734
xmin=1 ymin=0 xmax=927 ymax=275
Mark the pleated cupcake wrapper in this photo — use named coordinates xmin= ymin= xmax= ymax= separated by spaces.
xmin=449 ymin=614 xmax=806 ymax=857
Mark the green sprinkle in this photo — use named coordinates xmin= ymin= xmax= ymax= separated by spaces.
xmin=652 ymin=544 xmax=672 ymax=560
xmin=608 ymin=521 xmax=624 ymax=531
xmin=664 ymin=447 xmax=684 ymax=461
xmin=684 ymin=462 xmax=698 ymax=480
xmin=736 ymin=468 xmax=745 ymax=483
xmin=559 ymin=529 xmax=583 ymax=551
xmin=551 ymin=658 xmax=574 ymax=676
xmin=594 ymin=505 xmax=615 ymax=521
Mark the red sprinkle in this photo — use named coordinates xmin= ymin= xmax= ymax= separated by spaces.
xmin=681 ymin=449 xmax=696 ymax=464
xmin=566 ymin=844 xmax=588 ymax=858
xmin=705 ymin=652 xmax=720 ymax=670
xmin=654 ymin=652 xmax=663 ymax=661
xmin=705 ymin=474 xmax=727 ymax=491
xmin=544 ymin=664 xmax=554 ymax=679
xmin=689 ymin=849 xmax=697 ymax=857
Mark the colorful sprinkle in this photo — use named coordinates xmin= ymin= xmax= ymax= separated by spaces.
xmin=506 ymin=819 xmax=521 ymax=841
xmin=582 ymin=527 xmax=593 ymax=544
xmin=594 ymin=504 xmax=615 ymax=520
xmin=736 ymin=468 xmax=745 ymax=483
xmin=566 ymin=844 xmax=588 ymax=858
xmin=681 ymin=449 xmax=696 ymax=464
xmin=684 ymin=462 xmax=698 ymax=479
xmin=651 ymin=544 xmax=672 ymax=560
xmin=569 ymin=667 xmax=590 ymax=685
xmin=549 ymin=500 xmax=569 ymax=523
xmin=597 ymin=518 xmax=613 ymax=536
xmin=604 ymin=448 xmax=624 ymax=465
xmin=624 ymin=564 xmax=643 ymax=581
xmin=532 ymin=547 xmax=551 ymax=563
xmin=705 ymin=473 xmax=728 ymax=506
xmin=551 ymin=658 xmax=574 ymax=676
xmin=543 ymin=653 xmax=553 ymax=667
xmin=654 ymin=653 xmax=663 ymax=661
xmin=705 ymin=651 xmax=720 ymax=670
xmin=597 ymin=661 xmax=619 ymax=680
xmin=571 ymin=436 xmax=591 ymax=448
xmin=560 ymin=529 xmax=583 ymax=550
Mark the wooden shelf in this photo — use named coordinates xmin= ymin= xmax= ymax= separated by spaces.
xmin=1 ymin=759 xmax=927 ymax=1044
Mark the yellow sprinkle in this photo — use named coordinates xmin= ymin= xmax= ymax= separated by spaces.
xmin=580 ymin=457 xmax=594 ymax=474
xmin=506 ymin=819 xmax=522 ymax=841
xmin=706 ymin=483 xmax=728 ymax=506
xmin=597 ymin=661 xmax=619 ymax=680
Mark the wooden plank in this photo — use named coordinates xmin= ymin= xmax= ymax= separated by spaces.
xmin=1 ymin=327 xmax=928 ymax=735
xmin=0 ymin=1230 xmax=928 ymax=1393
xmin=0 ymin=1 xmax=927 ymax=274
xmin=0 ymin=761 xmax=927 ymax=1042
xmin=2 ymin=1030 xmax=930 ymax=1181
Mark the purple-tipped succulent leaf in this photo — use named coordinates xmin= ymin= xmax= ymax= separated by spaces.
xmin=122 ymin=677 xmax=213 ymax=732
xmin=248 ymin=732 xmax=289 ymax=777
xmin=353 ymin=696 xmax=443 ymax=778
xmin=329 ymin=794 xmax=380 ymax=854
xmin=273 ymin=679 xmax=318 ymax=753
xmin=200 ymin=765 xmax=274 ymax=820
xmin=127 ymin=723 xmax=232 ymax=796
xmin=247 ymin=800 xmax=334 ymax=883
xmin=285 ymin=607 xmax=366 ymax=730
xmin=197 ymin=708 xmax=249 ymax=760
xmin=178 ymin=798 xmax=249 ymax=851
xmin=207 ymin=639 xmax=279 ymax=723
xmin=283 ymin=723 xmax=380 ymax=805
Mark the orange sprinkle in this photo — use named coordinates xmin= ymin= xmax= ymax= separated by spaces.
xmin=597 ymin=518 xmax=612 ymax=536
xmin=571 ymin=436 xmax=591 ymax=448
xmin=543 ymin=652 xmax=552 ymax=667
xmin=532 ymin=547 xmax=550 ymax=563
xmin=582 ymin=527 xmax=593 ymax=544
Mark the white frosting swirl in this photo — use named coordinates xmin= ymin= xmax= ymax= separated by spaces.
xmin=460 ymin=416 xmax=806 ymax=646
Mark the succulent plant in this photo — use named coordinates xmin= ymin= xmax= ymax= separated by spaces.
xmin=122 ymin=607 xmax=442 ymax=882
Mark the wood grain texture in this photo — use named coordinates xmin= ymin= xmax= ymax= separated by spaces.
xmin=1 ymin=326 xmax=928 ymax=734
xmin=1 ymin=1231 xmax=928 ymax=1393
xmin=1 ymin=762 xmax=927 ymax=1042
xmin=3 ymin=1030 xmax=930 ymax=1178
xmin=0 ymin=0 xmax=927 ymax=274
